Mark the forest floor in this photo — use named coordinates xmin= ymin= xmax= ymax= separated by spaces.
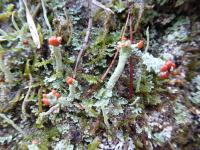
xmin=0 ymin=0 xmax=200 ymax=149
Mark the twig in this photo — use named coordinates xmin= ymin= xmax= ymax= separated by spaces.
xmin=144 ymin=26 xmax=149 ymax=53
xmin=133 ymin=0 xmax=144 ymax=33
xmin=39 ymin=103 xmax=60 ymax=117
xmin=100 ymin=48 xmax=120 ymax=81
xmin=92 ymin=0 xmax=114 ymax=14
xmin=0 ymin=113 xmax=25 ymax=136
xmin=41 ymin=0 xmax=52 ymax=35
xmin=22 ymin=74 xmax=33 ymax=118
xmin=73 ymin=0 xmax=93 ymax=78
xmin=129 ymin=13 xmax=134 ymax=99
xmin=121 ymin=12 xmax=130 ymax=39
xmin=136 ymin=62 xmax=142 ymax=93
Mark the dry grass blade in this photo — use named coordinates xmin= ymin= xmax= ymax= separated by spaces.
xmin=22 ymin=0 xmax=41 ymax=48
xmin=41 ymin=0 xmax=52 ymax=35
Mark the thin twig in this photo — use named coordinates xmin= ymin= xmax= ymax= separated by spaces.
xmin=22 ymin=74 xmax=33 ymax=118
xmin=129 ymin=13 xmax=134 ymax=99
xmin=100 ymin=48 xmax=120 ymax=81
xmin=73 ymin=0 xmax=92 ymax=78
xmin=144 ymin=26 xmax=149 ymax=53
xmin=41 ymin=0 xmax=52 ymax=35
xmin=136 ymin=62 xmax=142 ymax=93
xmin=37 ymin=104 xmax=60 ymax=125
xmin=92 ymin=0 xmax=114 ymax=14
xmin=133 ymin=0 xmax=144 ymax=33
xmin=0 ymin=113 xmax=25 ymax=136
xmin=39 ymin=103 xmax=60 ymax=117
xmin=121 ymin=12 xmax=130 ymax=39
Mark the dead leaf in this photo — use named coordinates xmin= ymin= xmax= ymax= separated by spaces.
xmin=23 ymin=0 xmax=41 ymax=48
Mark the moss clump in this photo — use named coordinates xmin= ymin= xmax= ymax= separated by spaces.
xmin=22 ymin=127 xmax=60 ymax=149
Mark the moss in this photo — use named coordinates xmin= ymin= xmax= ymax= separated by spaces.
xmin=186 ymin=60 xmax=200 ymax=81
xmin=0 ymin=12 xmax=12 ymax=22
xmin=2 ymin=90 xmax=21 ymax=113
xmin=22 ymin=127 xmax=60 ymax=149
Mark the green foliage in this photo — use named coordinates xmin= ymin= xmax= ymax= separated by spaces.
xmin=136 ymin=65 xmax=162 ymax=105
xmin=86 ymin=31 xmax=119 ymax=67
xmin=80 ymin=73 xmax=99 ymax=85
xmin=34 ymin=58 xmax=52 ymax=69
xmin=87 ymin=137 xmax=100 ymax=150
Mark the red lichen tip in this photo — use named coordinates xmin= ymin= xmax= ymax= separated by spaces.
xmin=121 ymin=36 xmax=127 ymax=41
xmin=42 ymin=98 xmax=49 ymax=106
xmin=51 ymin=89 xmax=57 ymax=94
xmin=137 ymin=40 xmax=144 ymax=49
xmin=66 ymin=76 xmax=74 ymax=85
xmin=160 ymin=64 xmax=169 ymax=72
xmin=48 ymin=36 xmax=62 ymax=47
xmin=55 ymin=93 xmax=61 ymax=99
xmin=159 ymin=72 xmax=169 ymax=79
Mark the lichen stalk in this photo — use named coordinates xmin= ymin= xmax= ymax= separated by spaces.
xmin=36 ymin=80 xmax=78 ymax=126
xmin=51 ymin=47 xmax=63 ymax=74
xmin=61 ymin=80 xmax=78 ymax=107
xmin=106 ymin=48 xmax=130 ymax=91
xmin=0 ymin=52 xmax=13 ymax=83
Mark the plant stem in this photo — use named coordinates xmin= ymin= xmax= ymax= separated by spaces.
xmin=129 ymin=14 xmax=134 ymax=99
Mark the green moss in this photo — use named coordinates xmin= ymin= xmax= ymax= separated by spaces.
xmin=22 ymin=127 xmax=60 ymax=149
xmin=0 ymin=12 xmax=12 ymax=22
xmin=6 ymin=4 xmax=14 ymax=12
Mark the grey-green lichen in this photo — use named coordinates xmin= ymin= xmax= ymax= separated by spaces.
xmin=36 ymin=79 xmax=79 ymax=127
xmin=0 ymin=52 xmax=14 ymax=83
xmin=50 ymin=46 xmax=63 ymax=75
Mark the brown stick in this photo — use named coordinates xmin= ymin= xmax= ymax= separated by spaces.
xmin=129 ymin=14 xmax=134 ymax=99
xmin=73 ymin=0 xmax=92 ymax=78
xmin=100 ymin=48 xmax=120 ymax=81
